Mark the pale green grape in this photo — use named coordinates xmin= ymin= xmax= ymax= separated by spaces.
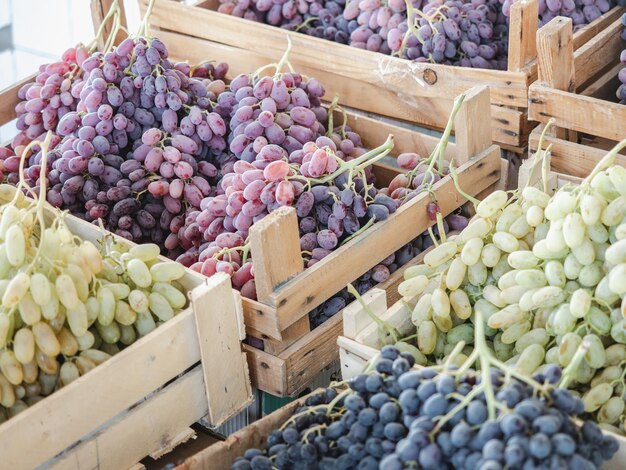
xmin=570 ymin=289 xmax=592 ymax=318
xmin=500 ymin=286 xmax=528 ymax=304
xmin=601 ymin=196 xmax=626 ymax=226
xmin=526 ymin=205 xmax=544 ymax=227
xmin=493 ymin=332 xmax=516 ymax=361
xmin=106 ymin=283 xmax=131 ymax=300
xmin=584 ymin=334 xmax=606 ymax=368
xmin=516 ymin=343 xmax=545 ymax=375
xmin=3 ymin=273 xmax=30 ymax=308
xmin=57 ymin=327 xmax=78 ymax=357
xmin=461 ymin=238 xmax=483 ymax=266
xmin=605 ymin=239 xmax=626 ymax=264
xmin=507 ymin=250 xmax=540 ymax=269
xmin=59 ymin=362 xmax=79 ymax=387
xmin=449 ymin=290 xmax=471 ymax=320
xmin=129 ymin=244 xmax=160 ymax=262
xmin=572 ymin=238 xmax=596 ymax=265
xmin=477 ymin=190 xmax=508 ymax=218
xmin=150 ymin=262 xmax=186 ymax=282
xmin=583 ymin=383 xmax=613 ymax=412
xmin=468 ymin=261 xmax=488 ymax=286
xmin=522 ymin=187 xmax=550 ymax=208
xmin=605 ymin=344 xmax=626 ymax=366
xmin=148 ymin=292 xmax=174 ymax=321
xmin=480 ymin=243 xmax=501 ymax=268
xmin=127 ymin=259 xmax=152 ymax=288
xmin=544 ymin=190 xmax=576 ymax=221
xmin=608 ymin=264 xmax=626 ymax=295
xmin=519 ymin=288 xmax=540 ymax=311
xmin=398 ymin=275 xmax=429 ymax=299
xmin=460 ymin=218 xmax=492 ymax=243
xmin=67 ymin=305 xmax=88 ymax=337
xmin=75 ymin=331 xmax=95 ymax=351
xmin=598 ymin=396 xmax=625 ymax=424
xmin=564 ymin=253 xmax=583 ymax=280
xmin=13 ymin=328 xmax=35 ymax=365
xmin=97 ymin=287 xmax=116 ymax=326
xmin=445 ymin=258 xmax=467 ymax=291
xmin=412 ymin=293 xmax=433 ymax=326
xmin=482 ymin=285 xmax=505 ymax=308
xmin=544 ymin=261 xmax=566 ymax=287
xmin=587 ymin=223 xmax=609 ymax=244
xmin=85 ymin=297 xmax=99 ymax=327
xmin=509 ymin=216 xmax=531 ymax=239
xmin=417 ymin=321 xmax=437 ymax=354
xmin=29 ymin=273 xmax=51 ymax=307
xmin=115 ymin=300 xmax=137 ymax=326
xmin=18 ymin=292 xmax=41 ymax=325
xmin=496 ymin=203 xmax=523 ymax=232
xmin=546 ymin=219 xmax=566 ymax=252
xmin=545 ymin=346 xmax=559 ymax=364
xmin=552 ymin=304 xmax=576 ymax=335
xmin=579 ymin=262 xmax=604 ymax=288
xmin=424 ymin=242 xmax=458 ymax=268
xmin=501 ymin=320 xmax=532 ymax=344
xmin=516 ymin=269 xmax=547 ymax=289
xmin=4 ymin=225 xmax=25 ymax=267
xmin=586 ymin=306 xmax=611 ymax=336
xmin=55 ymin=275 xmax=80 ymax=310
xmin=563 ymin=213 xmax=586 ymax=248
xmin=591 ymin=366 xmax=622 ymax=387
xmin=498 ymin=269 xmax=520 ymax=290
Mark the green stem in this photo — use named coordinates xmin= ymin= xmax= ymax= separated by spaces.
xmin=347 ymin=283 xmax=399 ymax=344
xmin=558 ymin=340 xmax=589 ymax=390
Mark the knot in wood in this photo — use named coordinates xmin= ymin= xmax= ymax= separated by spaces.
xmin=423 ymin=69 xmax=437 ymax=85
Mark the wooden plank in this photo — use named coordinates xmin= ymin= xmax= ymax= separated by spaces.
xmin=573 ymin=16 xmax=624 ymax=90
xmin=528 ymin=84 xmax=626 ymax=143
xmin=268 ymin=147 xmax=502 ymax=329
xmin=507 ymin=0 xmax=538 ymax=72
xmin=192 ymin=273 xmax=253 ymax=427
xmin=142 ymin=0 xmax=529 ymax=108
xmin=0 ymin=302 xmax=203 ymax=468
xmin=343 ymin=289 xmax=387 ymax=340
xmin=280 ymin=312 xmax=344 ymax=396
xmin=47 ymin=366 xmax=208 ymax=470
xmin=572 ymin=6 xmax=626 ymax=49
xmin=528 ymin=125 xmax=626 ymax=177
xmin=242 ymin=344 xmax=287 ymax=396
xmin=263 ymin=317 xmax=311 ymax=355
xmin=536 ymin=17 xmax=575 ymax=141
xmin=249 ymin=207 xmax=304 ymax=304
xmin=454 ymin=85 xmax=492 ymax=163
xmin=356 ymin=299 xmax=414 ymax=348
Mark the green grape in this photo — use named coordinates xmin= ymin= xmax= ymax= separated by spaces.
xmin=516 ymin=269 xmax=547 ymax=289
xmin=578 ymin=262 xmax=604 ymax=287
xmin=150 ymin=261 xmax=186 ymax=282
xmin=468 ymin=261 xmax=488 ymax=286
xmin=3 ymin=273 xmax=30 ymax=308
xmin=610 ymin=320 xmax=626 ymax=343
xmin=67 ymin=304 xmax=88 ymax=337
xmin=508 ymin=250 xmax=540 ymax=270
xmin=532 ymin=286 xmax=565 ymax=308
xmin=57 ymin=328 xmax=78 ymax=357
xmin=584 ymin=334 xmax=606 ymax=368
xmin=544 ymin=260 xmax=566 ymax=287
xmin=411 ymin=293 xmax=432 ymax=326
xmin=544 ymin=190 xmax=576 ymax=221
xmin=59 ymin=362 xmax=79 ymax=387
xmin=445 ymin=258 xmax=467 ymax=291
xmin=482 ymin=285 xmax=505 ymax=308
xmin=522 ymin=187 xmax=550 ymax=208
xmin=525 ymin=205 xmax=544 ymax=227
xmin=605 ymin=239 xmax=626 ymax=264
xmin=515 ymin=328 xmax=549 ymax=354
xmin=501 ymin=320 xmax=532 ymax=344
xmin=605 ymin=344 xmax=626 ymax=366
xmin=552 ymin=304 xmax=576 ymax=335
xmin=493 ymin=332 xmax=516 ymax=361
xmin=18 ymin=292 xmax=41 ymax=325
xmin=572 ymin=238 xmax=596 ymax=265
xmin=127 ymin=259 xmax=152 ymax=288
xmin=97 ymin=287 xmax=116 ymax=326
xmin=516 ymin=343 xmax=545 ymax=375
xmin=4 ymin=225 xmax=25 ymax=267
xmin=29 ymin=273 xmax=51 ymax=307
xmin=13 ymin=328 xmax=35 ymax=365
xmin=460 ymin=218 xmax=492 ymax=243
xmin=545 ymin=346 xmax=559 ymax=364
xmin=563 ymin=253 xmax=583 ymax=280
xmin=135 ymin=310 xmax=157 ymax=337
xmin=492 ymin=257 xmax=512 ymax=281
xmin=106 ymin=283 xmax=131 ymax=300
xmin=449 ymin=290 xmax=471 ymax=320
xmin=586 ymin=306 xmax=611 ymax=336
xmin=488 ymin=304 xmax=528 ymax=329
xmin=601 ymin=196 xmax=626 ymax=226
xmin=570 ymin=289 xmax=592 ymax=318
xmin=148 ymin=292 xmax=174 ymax=321
xmin=96 ymin=321 xmax=121 ymax=344
xmin=477 ymin=190 xmax=508 ymax=218
xmin=398 ymin=275 xmax=429 ymax=299
xmin=583 ymin=383 xmax=613 ymax=412
xmin=424 ymin=241 xmax=458 ymax=268
xmin=75 ymin=331 xmax=95 ymax=351
xmin=394 ymin=341 xmax=427 ymax=366
xmin=55 ymin=275 xmax=80 ymax=310
xmin=519 ymin=288 xmax=540 ymax=312
xmin=608 ymin=264 xmax=626 ymax=295
xmin=129 ymin=244 xmax=160 ymax=262
xmin=591 ymin=366 xmax=622 ymax=387
xmin=417 ymin=321 xmax=437 ymax=354
xmin=446 ymin=324 xmax=474 ymax=345
xmin=546 ymin=219 xmax=566 ymax=252
xmin=114 ymin=300 xmax=137 ymax=326
xmin=563 ymin=213 xmax=585 ymax=248
xmin=598 ymin=396 xmax=625 ymax=424
xmin=32 ymin=322 xmax=60 ymax=357
xmin=480 ymin=243 xmax=501 ymax=268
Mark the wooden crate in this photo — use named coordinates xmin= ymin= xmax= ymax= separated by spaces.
xmin=528 ymin=15 xmax=626 ymax=178
xmin=0 ymin=189 xmax=252 ymax=470
xmin=136 ymin=0 xmax=625 ymax=154
xmin=241 ymin=85 xmax=505 ymax=396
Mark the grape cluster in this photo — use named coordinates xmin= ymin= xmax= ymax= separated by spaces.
xmin=12 ymin=45 xmax=91 ymax=154
xmin=231 ymin=347 xmax=619 ymax=469
xmin=4 ymin=36 xmax=230 ymax=249
xmin=617 ymin=12 xmax=626 ymax=103
xmin=502 ymin=0 xmax=617 ymax=30
xmin=0 ymin=160 xmax=188 ymax=422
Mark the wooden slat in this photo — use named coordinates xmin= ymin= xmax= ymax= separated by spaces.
xmin=572 ymin=6 xmax=626 ymax=49
xmin=343 ymin=289 xmax=387 ymax=340
xmin=507 ymin=0 xmax=538 ymax=72
xmin=573 ymin=16 xmax=624 ymax=90
xmin=242 ymin=344 xmax=287 ymax=396
xmin=528 ymin=84 xmax=626 ymax=142
xmin=280 ymin=311 xmax=344 ymax=396
xmin=268 ymin=147 xmax=502 ymax=330
xmin=142 ymin=0 xmax=529 ymax=107
xmin=454 ymin=85 xmax=492 ymax=163
xmin=192 ymin=273 xmax=253 ymax=426
xmin=48 ymin=367 xmax=207 ymax=470
xmin=249 ymin=206 xmax=304 ymax=303
xmin=528 ymin=126 xmax=626 ymax=177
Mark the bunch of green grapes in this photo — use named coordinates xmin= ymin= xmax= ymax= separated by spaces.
xmin=395 ymin=150 xmax=626 ymax=433
xmin=0 ymin=135 xmax=188 ymax=423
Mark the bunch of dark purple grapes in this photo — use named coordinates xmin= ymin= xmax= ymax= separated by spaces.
xmin=502 ymin=0 xmax=617 ymax=30
xmin=231 ymin=347 xmax=619 ymax=470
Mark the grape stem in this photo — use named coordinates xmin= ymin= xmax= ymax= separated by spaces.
xmin=89 ymin=0 xmax=120 ymax=53
xmin=138 ymin=0 xmax=156 ymax=38
xmin=558 ymin=340 xmax=590 ymax=390
xmin=347 ymin=283 xmax=400 ymax=345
